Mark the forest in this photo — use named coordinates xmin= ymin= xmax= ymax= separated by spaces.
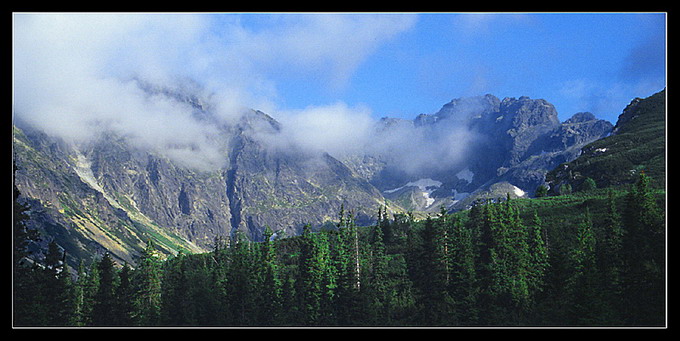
xmin=13 ymin=172 xmax=665 ymax=327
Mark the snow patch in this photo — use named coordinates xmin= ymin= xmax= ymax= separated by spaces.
xmin=512 ymin=186 xmax=526 ymax=197
xmin=408 ymin=179 xmax=442 ymax=207
xmin=405 ymin=178 xmax=442 ymax=189
xmin=384 ymin=178 xmax=442 ymax=208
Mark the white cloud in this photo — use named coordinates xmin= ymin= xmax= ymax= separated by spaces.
xmin=12 ymin=13 xmax=417 ymax=171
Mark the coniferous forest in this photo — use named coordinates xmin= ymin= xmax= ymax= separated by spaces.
xmin=13 ymin=172 xmax=665 ymax=327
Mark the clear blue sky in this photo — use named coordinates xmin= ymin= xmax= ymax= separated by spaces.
xmin=241 ymin=12 xmax=666 ymax=124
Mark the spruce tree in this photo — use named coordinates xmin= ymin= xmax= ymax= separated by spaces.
xmin=161 ymin=251 xmax=195 ymax=326
xmin=81 ymin=260 xmax=100 ymax=326
xmin=334 ymin=210 xmax=366 ymax=326
xmin=621 ymin=172 xmax=665 ymax=325
xmin=259 ymin=226 xmax=283 ymax=325
xmin=133 ymin=240 xmax=162 ymax=326
xmin=597 ymin=190 xmax=624 ymax=322
xmin=225 ymin=231 xmax=257 ymax=325
xmin=114 ymin=262 xmax=135 ymax=326
xmin=448 ymin=215 xmax=479 ymax=324
xmin=417 ymin=216 xmax=455 ymax=325
xmin=565 ymin=209 xmax=606 ymax=325
xmin=364 ymin=209 xmax=390 ymax=325
xmin=42 ymin=240 xmax=75 ymax=326
xmin=91 ymin=252 xmax=117 ymax=326
xmin=527 ymin=211 xmax=549 ymax=301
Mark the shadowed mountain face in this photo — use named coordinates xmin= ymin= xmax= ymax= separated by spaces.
xmin=13 ymin=86 xmax=618 ymax=265
xmin=545 ymin=89 xmax=665 ymax=193
xmin=13 ymin=105 xmax=386 ymax=265
xmin=349 ymin=94 xmax=613 ymax=212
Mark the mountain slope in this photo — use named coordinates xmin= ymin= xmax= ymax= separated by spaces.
xmin=545 ymin=88 xmax=666 ymax=192
xmin=13 ymin=95 xmax=389 ymax=265
xmin=347 ymin=94 xmax=613 ymax=212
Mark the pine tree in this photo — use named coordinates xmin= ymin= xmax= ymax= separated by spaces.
xmin=527 ymin=210 xmax=549 ymax=300
xmin=363 ymin=208 xmax=391 ymax=325
xmin=113 ymin=262 xmax=135 ymax=326
xmin=80 ymin=260 xmax=100 ymax=326
xmin=133 ymin=240 xmax=162 ymax=326
xmin=91 ymin=252 xmax=118 ymax=326
xmin=448 ymin=215 xmax=479 ymax=324
xmin=597 ymin=190 xmax=624 ymax=322
xmin=161 ymin=251 xmax=195 ymax=326
xmin=565 ymin=209 xmax=605 ymax=325
xmin=259 ymin=226 xmax=283 ymax=325
xmin=225 ymin=231 xmax=258 ymax=325
xmin=417 ymin=216 xmax=455 ymax=325
xmin=297 ymin=224 xmax=337 ymax=325
xmin=476 ymin=197 xmax=533 ymax=324
xmin=334 ymin=212 xmax=361 ymax=325
xmin=71 ymin=260 xmax=88 ymax=326
xmin=621 ymin=172 xmax=665 ymax=325
xmin=42 ymin=240 xmax=75 ymax=326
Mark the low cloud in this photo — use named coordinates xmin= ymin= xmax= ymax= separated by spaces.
xmin=13 ymin=13 xmax=417 ymax=171
xmin=268 ymin=101 xmax=479 ymax=177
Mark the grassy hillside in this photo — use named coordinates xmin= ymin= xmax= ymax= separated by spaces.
xmin=546 ymin=89 xmax=665 ymax=192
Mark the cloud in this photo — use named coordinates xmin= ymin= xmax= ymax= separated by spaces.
xmin=267 ymin=100 xmax=479 ymax=178
xmin=12 ymin=13 xmax=417 ymax=171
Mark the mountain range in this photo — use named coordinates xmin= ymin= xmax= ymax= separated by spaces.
xmin=17 ymin=83 xmax=662 ymax=266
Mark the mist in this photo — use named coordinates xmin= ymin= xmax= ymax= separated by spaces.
xmin=12 ymin=13 xmax=478 ymax=175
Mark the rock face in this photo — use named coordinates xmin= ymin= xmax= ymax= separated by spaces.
xmin=13 ymin=102 xmax=386 ymax=266
xmin=348 ymin=94 xmax=613 ymax=212
xmin=13 ymin=88 xmax=617 ymax=265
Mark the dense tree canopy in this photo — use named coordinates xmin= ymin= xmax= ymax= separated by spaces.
xmin=13 ymin=174 xmax=665 ymax=327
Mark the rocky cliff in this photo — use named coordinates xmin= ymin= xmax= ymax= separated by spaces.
xmin=13 ymin=88 xmax=617 ymax=265
xmin=13 ymin=97 xmax=388 ymax=266
xmin=346 ymin=94 xmax=613 ymax=212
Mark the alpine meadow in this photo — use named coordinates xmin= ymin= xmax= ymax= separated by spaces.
xmin=12 ymin=12 xmax=666 ymax=328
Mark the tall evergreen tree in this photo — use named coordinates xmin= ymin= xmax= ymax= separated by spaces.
xmin=621 ymin=172 xmax=665 ymax=325
xmin=42 ymin=240 xmax=75 ymax=326
xmin=114 ymin=262 xmax=135 ymax=326
xmin=448 ymin=215 xmax=479 ymax=324
xmin=91 ymin=253 xmax=118 ymax=326
xmin=133 ymin=240 xmax=163 ymax=326
xmin=565 ymin=209 xmax=606 ymax=325
xmin=80 ymin=260 xmax=101 ymax=326
xmin=365 ymin=209 xmax=391 ymax=325
xmin=225 ymin=231 xmax=258 ymax=325
xmin=258 ymin=226 xmax=283 ymax=325
xmin=297 ymin=224 xmax=337 ymax=325
xmin=527 ymin=210 xmax=549 ymax=301
xmin=597 ymin=190 xmax=625 ymax=322
xmin=161 ymin=251 xmax=195 ymax=326
xmin=417 ymin=216 xmax=455 ymax=325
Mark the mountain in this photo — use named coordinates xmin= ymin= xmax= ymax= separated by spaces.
xmin=13 ymin=90 xmax=388 ymax=265
xmin=346 ymin=94 xmax=613 ymax=212
xmin=13 ymin=87 xmax=618 ymax=265
xmin=545 ymin=88 xmax=666 ymax=192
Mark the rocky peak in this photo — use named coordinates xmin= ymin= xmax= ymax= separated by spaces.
xmin=564 ymin=112 xmax=597 ymax=124
xmin=498 ymin=96 xmax=560 ymax=129
xmin=434 ymin=94 xmax=501 ymax=122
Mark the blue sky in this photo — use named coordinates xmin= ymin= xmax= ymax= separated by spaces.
xmin=12 ymin=12 xmax=667 ymax=170
xmin=255 ymin=13 xmax=666 ymax=124
xmin=14 ymin=12 xmax=666 ymax=147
